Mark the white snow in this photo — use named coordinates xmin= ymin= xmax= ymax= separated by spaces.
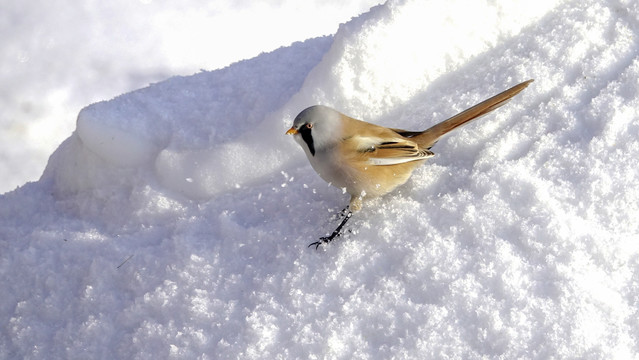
xmin=2 ymin=0 xmax=639 ymax=358
xmin=0 ymin=0 xmax=377 ymax=193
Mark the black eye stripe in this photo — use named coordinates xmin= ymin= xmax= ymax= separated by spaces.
xmin=299 ymin=124 xmax=315 ymax=156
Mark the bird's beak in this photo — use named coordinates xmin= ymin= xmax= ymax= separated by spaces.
xmin=286 ymin=127 xmax=298 ymax=135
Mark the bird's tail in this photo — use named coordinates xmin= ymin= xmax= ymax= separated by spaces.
xmin=413 ymin=79 xmax=534 ymax=149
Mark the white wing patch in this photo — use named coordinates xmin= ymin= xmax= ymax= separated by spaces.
xmin=368 ymin=157 xmax=425 ymax=165
xmin=368 ymin=150 xmax=434 ymax=166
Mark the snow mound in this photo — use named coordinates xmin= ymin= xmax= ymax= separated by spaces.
xmin=2 ymin=0 xmax=639 ymax=359
xmin=63 ymin=0 xmax=555 ymax=201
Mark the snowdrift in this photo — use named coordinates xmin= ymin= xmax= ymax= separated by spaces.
xmin=2 ymin=0 xmax=638 ymax=358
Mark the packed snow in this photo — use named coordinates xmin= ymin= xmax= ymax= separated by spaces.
xmin=2 ymin=0 xmax=639 ymax=358
xmin=0 ymin=0 xmax=377 ymax=193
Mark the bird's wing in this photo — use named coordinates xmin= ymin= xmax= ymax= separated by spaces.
xmin=344 ymin=136 xmax=434 ymax=166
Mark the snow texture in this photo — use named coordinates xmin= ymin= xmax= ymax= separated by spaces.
xmin=0 ymin=0 xmax=377 ymax=193
xmin=2 ymin=0 xmax=639 ymax=358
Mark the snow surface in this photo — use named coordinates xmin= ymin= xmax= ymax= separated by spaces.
xmin=2 ymin=0 xmax=639 ymax=358
xmin=0 ymin=0 xmax=377 ymax=193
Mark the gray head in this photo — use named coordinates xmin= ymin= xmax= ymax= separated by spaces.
xmin=287 ymin=105 xmax=343 ymax=156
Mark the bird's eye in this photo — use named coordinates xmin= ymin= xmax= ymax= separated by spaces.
xmin=305 ymin=123 xmax=313 ymax=129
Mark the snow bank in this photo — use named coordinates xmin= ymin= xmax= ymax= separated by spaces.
xmin=67 ymin=0 xmax=558 ymax=200
xmin=2 ymin=0 xmax=639 ymax=358
xmin=0 ymin=0 xmax=378 ymax=193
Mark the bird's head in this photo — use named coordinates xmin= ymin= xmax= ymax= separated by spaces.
xmin=286 ymin=105 xmax=343 ymax=156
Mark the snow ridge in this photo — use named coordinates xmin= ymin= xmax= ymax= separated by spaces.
xmin=2 ymin=0 xmax=639 ymax=358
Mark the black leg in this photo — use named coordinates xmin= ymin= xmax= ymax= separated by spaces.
xmin=308 ymin=209 xmax=353 ymax=249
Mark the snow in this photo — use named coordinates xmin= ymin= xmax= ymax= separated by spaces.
xmin=2 ymin=0 xmax=639 ymax=358
xmin=0 ymin=0 xmax=377 ymax=193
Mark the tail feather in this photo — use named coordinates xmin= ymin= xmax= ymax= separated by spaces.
xmin=414 ymin=79 xmax=534 ymax=149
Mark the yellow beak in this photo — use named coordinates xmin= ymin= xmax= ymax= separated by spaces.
xmin=286 ymin=127 xmax=298 ymax=135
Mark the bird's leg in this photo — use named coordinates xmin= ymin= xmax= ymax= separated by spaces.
xmin=337 ymin=205 xmax=351 ymax=219
xmin=308 ymin=208 xmax=353 ymax=249
xmin=327 ymin=206 xmax=350 ymax=221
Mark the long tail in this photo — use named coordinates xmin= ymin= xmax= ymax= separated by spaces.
xmin=413 ymin=79 xmax=534 ymax=149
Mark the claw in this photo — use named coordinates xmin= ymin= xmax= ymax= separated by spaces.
xmin=308 ymin=239 xmax=326 ymax=249
xmin=307 ymin=235 xmax=335 ymax=250
xmin=308 ymin=210 xmax=352 ymax=249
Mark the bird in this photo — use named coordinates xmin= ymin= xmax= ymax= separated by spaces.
xmin=286 ymin=79 xmax=533 ymax=248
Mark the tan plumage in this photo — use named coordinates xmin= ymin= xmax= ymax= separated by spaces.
xmin=287 ymin=79 xmax=533 ymax=247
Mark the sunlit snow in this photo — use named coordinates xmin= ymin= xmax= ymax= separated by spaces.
xmin=2 ymin=0 xmax=638 ymax=358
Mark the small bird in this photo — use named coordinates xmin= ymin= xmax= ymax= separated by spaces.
xmin=287 ymin=79 xmax=533 ymax=248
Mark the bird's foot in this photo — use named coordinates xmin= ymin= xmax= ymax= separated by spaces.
xmin=308 ymin=211 xmax=352 ymax=250
xmin=308 ymin=233 xmax=340 ymax=250
xmin=308 ymin=237 xmax=331 ymax=250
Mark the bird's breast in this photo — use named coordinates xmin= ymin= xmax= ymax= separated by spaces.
xmin=307 ymin=149 xmax=350 ymax=190
xmin=306 ymin=147 xmax=417 ymax=199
